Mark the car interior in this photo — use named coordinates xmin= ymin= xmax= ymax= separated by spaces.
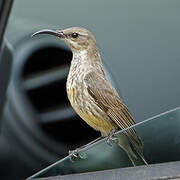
xmin=1 ymin=0 xmax=180 ymax=179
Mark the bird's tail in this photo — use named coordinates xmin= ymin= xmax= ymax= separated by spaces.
xmin=116 ymin=133 xmax=148 ymax=166
xmin=126 ymin=148 xmax=148 ymax=166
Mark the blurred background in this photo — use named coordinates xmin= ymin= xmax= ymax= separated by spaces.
xmin=0 ymin=0 xmax=180 ymax=179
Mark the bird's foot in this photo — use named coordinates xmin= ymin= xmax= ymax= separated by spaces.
xmin=69 ymin=149 xmax=79 ymax=158
xmin=106 ymin=129 xmax=118 ymax=146
xmin=68 ymin=148 xmax=87 ymax=161
xmin=68 ymin=149 xmax=79 ymax=162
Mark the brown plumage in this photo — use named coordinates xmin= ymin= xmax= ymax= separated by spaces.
xmin=32 ymin=27 xmax=147 ymax=166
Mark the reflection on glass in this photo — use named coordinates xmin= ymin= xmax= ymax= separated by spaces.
xmin=28 ymin=107 xmax=180 ymax=179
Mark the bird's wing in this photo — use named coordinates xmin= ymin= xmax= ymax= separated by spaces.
xmin=84 ymin=71 xmax=142 ymax=148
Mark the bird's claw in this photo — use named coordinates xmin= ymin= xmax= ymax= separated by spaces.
xmin=69 ymin=149 xmax=79 ymax=161
xmin=106 ymin=129 xmax=118 ymax=146
xmin=69 ymin=148 xmax=87 ymax=161
xmin=106 ymin=138 xmax=113 ymax=146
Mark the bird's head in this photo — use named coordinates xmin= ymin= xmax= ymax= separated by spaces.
xmin=32 ymin=27 xmax=97 ymax=52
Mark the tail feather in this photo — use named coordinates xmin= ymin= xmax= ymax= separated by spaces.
xmin=116 ymin=133 xmax=148 ymax=166
xmin=127 ymin=151 xmax=148 ymax=166
xmin=137 ymin=152 xmax=148 ymax=165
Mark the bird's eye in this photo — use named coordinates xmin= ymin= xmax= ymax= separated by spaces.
xmin=71 ymin=32 xmax=79 ymax=38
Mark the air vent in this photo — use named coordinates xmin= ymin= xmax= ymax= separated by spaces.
xmin=22 ymin=47 xmax=72 ymax=113
xmin=26 ymin=78 xmax=68 ymax=112
xmin=22 ymin=46 xmax=99 ymax=147
xmin=23 ymin=47 xmax=72 ymax=78
xmin=41 ymin=117 xmax=99 ymax=146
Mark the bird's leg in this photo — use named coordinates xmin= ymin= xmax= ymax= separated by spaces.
xmin=106 ymin=129 xmax=118 ymax=146
xmin=69 ymin=136 xmax=103 ymax=160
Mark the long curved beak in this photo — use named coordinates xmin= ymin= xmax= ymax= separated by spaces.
xmin=31 ymin=29 xmax=65 ymax=38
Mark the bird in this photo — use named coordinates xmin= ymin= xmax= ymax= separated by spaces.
xmin=32 ymin=27 xmax=148 ymax=166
